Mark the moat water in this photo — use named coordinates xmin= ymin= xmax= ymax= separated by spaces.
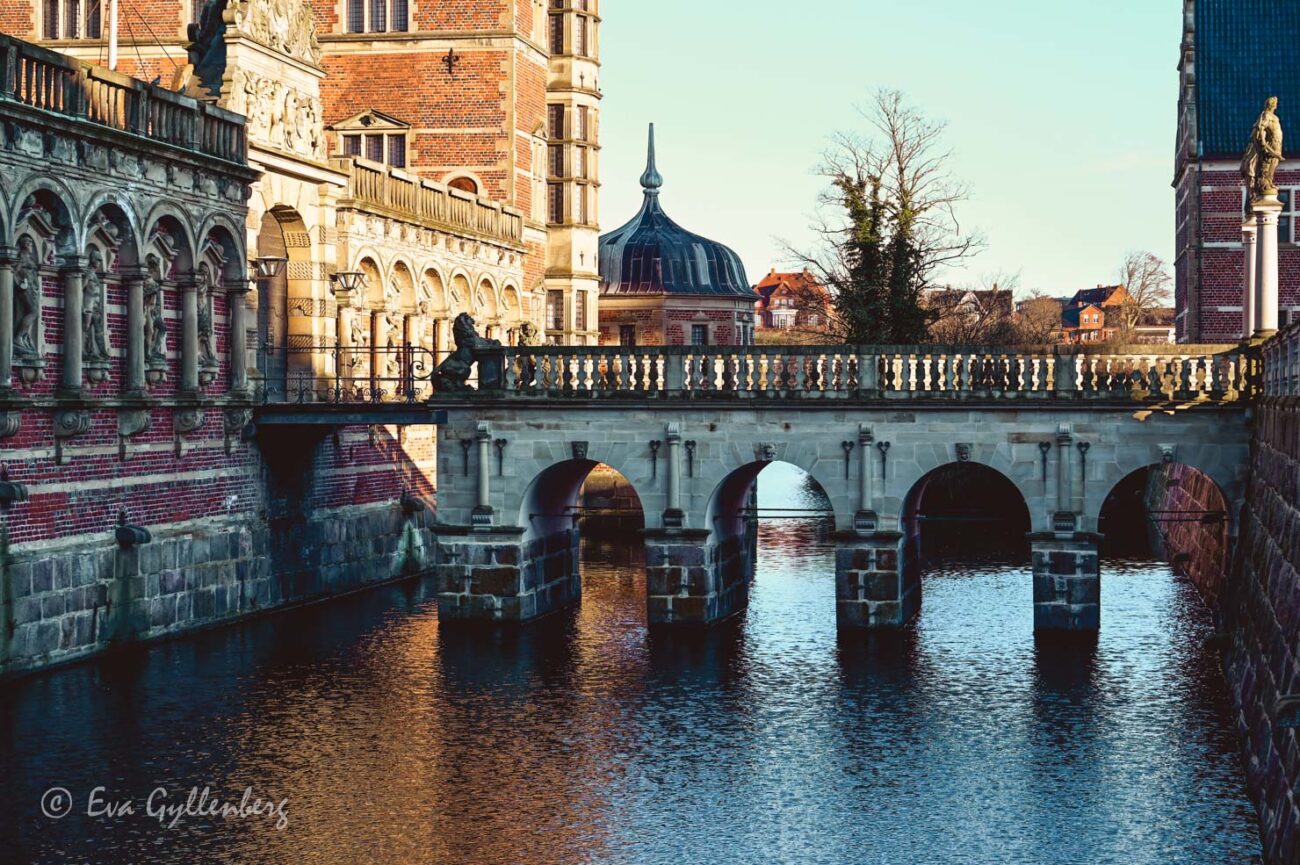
xmin=0 ymin=469 xmax=1263 ymax=864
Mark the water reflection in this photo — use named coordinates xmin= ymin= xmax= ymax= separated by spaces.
xmin=0 ymin=512 xmax=1263 ymax=864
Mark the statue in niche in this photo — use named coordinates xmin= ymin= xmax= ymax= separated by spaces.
xmin=385 ymin=315 xmax=404 ymax=379
xmin=433 ymin=312 xmax=502 ymax=392
xmin=1243 ymin=96 xmax=1285 ymax=199
xmin=13 ymin=235 xmax=41 ymax=358
xmin=82 ymin=248 xmax=110 ymax=364
xmin=143 ymin=255 xmax=168 ymax=363
xmin=197 ymin=262 xmax=218 ymax=367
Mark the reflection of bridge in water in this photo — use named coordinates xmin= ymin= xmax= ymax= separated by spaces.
xmin=261 ymin=341 xmax=1257 ymax=634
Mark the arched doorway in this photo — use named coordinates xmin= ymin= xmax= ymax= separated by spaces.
xmin=1098 ymin=463 xmax=1230 ymax=605
xmin=254 ymin=207 xmax=311 ymax=399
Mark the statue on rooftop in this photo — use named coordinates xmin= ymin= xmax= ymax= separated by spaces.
xmin=1243 ymin=96 xmax=1284 ymax=199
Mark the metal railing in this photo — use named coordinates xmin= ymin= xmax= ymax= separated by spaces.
xmin=485 ymin=343 xmax=1255 ymax=403
xmin=263 ymin=345 xmax=437 ymax=405
xmin=0 ymin=34 xmax=246 ymax=163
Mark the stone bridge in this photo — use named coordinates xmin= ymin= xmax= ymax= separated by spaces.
xmin=426 ymin=343 xmax=1257 ymax=633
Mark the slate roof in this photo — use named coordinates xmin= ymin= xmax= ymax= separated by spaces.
xmin=1196 ymin=0 xmax=1300 ymax=157
xmin=599 ymin=125 xmax=752 ymax=299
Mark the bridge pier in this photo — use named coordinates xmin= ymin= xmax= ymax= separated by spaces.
xmin=1030 ymin=533 xmax=1101 ymax=632
xmin=434 ymin=526 xmax=581 ymax=624
xmin=835 ymin=531 xmax=920 ymax=629
xmin=645 ymin=528 xmax=753 ymax=626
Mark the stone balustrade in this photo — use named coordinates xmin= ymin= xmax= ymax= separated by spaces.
xmin=334 ymin=157 xmax=526 ymax=248
xmin=1262 ymin=321 xmax=1300 ymax=396
xmin=0 ymin=34 xmax=246 ymax=163
xmin=479 ymin=343 xmax=1255 ymax=403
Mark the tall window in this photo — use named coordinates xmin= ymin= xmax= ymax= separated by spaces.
xmin=575 ymin=106 xmax=589 ymax=142
xmin=575 ymin=292 xmax=587 ymax=330
xmin=343 ymin=135 xmax=362 ymax=156
xmin=547 ymin=183 xmax=564 ymax=224
xmin=387 ymin=134 xmax=407 ymax=169
xmin=691 ymin=324 xmax=709 ymax=346
xmin=348 ymin=0 xmax=406 ymax=33
xmin=548 ymin=144 xmax=565 ymax=177
xmin=548 ymin=105 xmax=566 ymax=139
xmin=576 ymin=146 xmax=588 ymax=179
xmin=549 ymin=13 xmax=564 ymax=54
xmin=576 ymin=185 xmax=588 ymax=225
xmin=547 ymin=291 xmax=565 ymax=331
xmin=46 ymin=0 xmax=102 ymax=39
xmin=574 ymin=16 xmax=587 ymax=57
xmin=365 ymin=135 xmax=384 ymax=162
xmin=619 ymin=325 xmax=636 ymax=348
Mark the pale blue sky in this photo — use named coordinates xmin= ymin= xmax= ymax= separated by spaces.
xmin=597 ymin=0 xmax=1178 ymax=296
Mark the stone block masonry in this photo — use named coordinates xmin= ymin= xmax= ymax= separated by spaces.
xmin=1224 ymin=391 xmax=1300 ymax=864
xmin=0 ymin=504 xmax=435 ymax=678
xmin=1030 ymin=534 xmax=1101 ymax=632
xmin=644 ymin=529 xmax=751 ymax=627
xmin=433 ymin=526 xmax=580 ymax=624
xmin=834 ymin=532 xmax=917 ymax=629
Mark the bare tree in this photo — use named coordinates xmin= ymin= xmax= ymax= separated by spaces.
xmin=927 ymin=270 xmax=1020 ymax=344
xmin=1014 ymin=292 xmax=1065 ymax=344
xmin=781 ymin=89 xmax=983 ymax=344
xmin=1116 ymin=251 xmax=1174 ymax=335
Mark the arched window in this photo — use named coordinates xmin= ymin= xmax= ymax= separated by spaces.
xmin=447 ymin=176 xmax=479 ymax=195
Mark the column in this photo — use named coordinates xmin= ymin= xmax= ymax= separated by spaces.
xmin=178 ymin=275 xmax=199 ymax=394
xmin=472 ymin=421 xmax=493 ymax=526
xmin=664 ymin=422 xmax=684 ymax=527
xmin=1242 ymin=219 xmax=1259 ymax=341
xmin=855 ymin=424 xmax=877 ymax=531
xmin=0 ymin=246 xmax=13 ymax=391
xmin=1055 ymin=424 xmax=1074 ymax=530
xmin=122 ymin=268 xmax=146 ymax=396
xmin=59 ymin=256 xmax=86 ymax=394
xmin=227 ymin=278 xmax=251 ymax=394
xmin=1254 ymin=195 xmax=1284 ymax=337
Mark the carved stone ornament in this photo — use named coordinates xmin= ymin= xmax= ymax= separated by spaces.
xmin=174 ymin=409 xmax=207 ymax=435
xmin=54 ymin=409 xmax=91 ymax=439
xmin=755 ymin=443 xmax=777 ymax=463
xmin=0 ymin=411 xmax=20 ymax=439
xmin=572 ymin=442 xmax=589 ymax=461
xmin=224 ymin=408 xmax=254 ymax=436
xmin=1243 ymin=96 xmax=1284 ymax=199
xmin=117 ymin=409 xmax=150 ymax=438
xmin=955 ymin=443 xmax=973 ymax=463
xmin=227 ymin=69 xmax=326 ymax=160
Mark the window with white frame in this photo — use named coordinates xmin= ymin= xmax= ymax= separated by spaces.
xmin=333 ymin=111 xmax=409 ymax=169
xmin=44 ymin=0 xmax=102 ymax=39
xmin=546 ymin=290 xmax=565 ymax=331
xmin=346 ymin=0 xmax=409 ymax=33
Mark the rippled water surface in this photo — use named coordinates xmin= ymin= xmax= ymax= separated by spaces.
xmin=0 ymin=478 xmax=1263 ymax=864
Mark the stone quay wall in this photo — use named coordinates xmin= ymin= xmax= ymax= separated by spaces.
xmin=1225 ymin=389 xmax=1300 ymax=864
xmin=0 ymin=501 xmax=434 ymax=678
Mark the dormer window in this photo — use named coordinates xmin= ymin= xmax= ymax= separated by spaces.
xmin=347 ymin=0 xmax=409 ymax=33
xmin=332 ymin=110 xmax=410 ymax=169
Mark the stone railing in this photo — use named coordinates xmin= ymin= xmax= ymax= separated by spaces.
xmin=333 ymin=157 xmax=526 ymax=248
xmin=1262 ymin=321 xmax=1300 ymax=396
xmin=0 ymin=34 xmax=246 ymax=163
xmin=475 ymin=343 xmax=1256 ymax=403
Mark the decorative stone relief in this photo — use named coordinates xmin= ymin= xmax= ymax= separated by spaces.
xmin=0 ymin=411 xmax=20 ymax=439
xmin=228 ymin=70 xmax=325 ymax=161
xmin=572 ymin=442 xmax=589 ymax=461
xmin=955 ymin=443 xmax=972 ymax=463
xmin=174 ymin=408 xmax=207 ymax=435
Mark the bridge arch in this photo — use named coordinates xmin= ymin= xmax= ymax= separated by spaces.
xmin=1098 ymin=462 xmax=1232 ymax=605
xmin=901 ymin=461 xmax=1032 ymax=563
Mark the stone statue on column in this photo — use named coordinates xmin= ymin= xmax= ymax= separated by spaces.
xmin=143 ymin=255 xmax=168 ymax=363
xmin=82 ymin=247 xmax=110 ymax=366
xmin=1243 ymin=96 xmax=1284 ymax=199
xmin=13 ymin=235 xmax=40 ymax=359
xmin=196 ymin=262 xmax=218 ymax=368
